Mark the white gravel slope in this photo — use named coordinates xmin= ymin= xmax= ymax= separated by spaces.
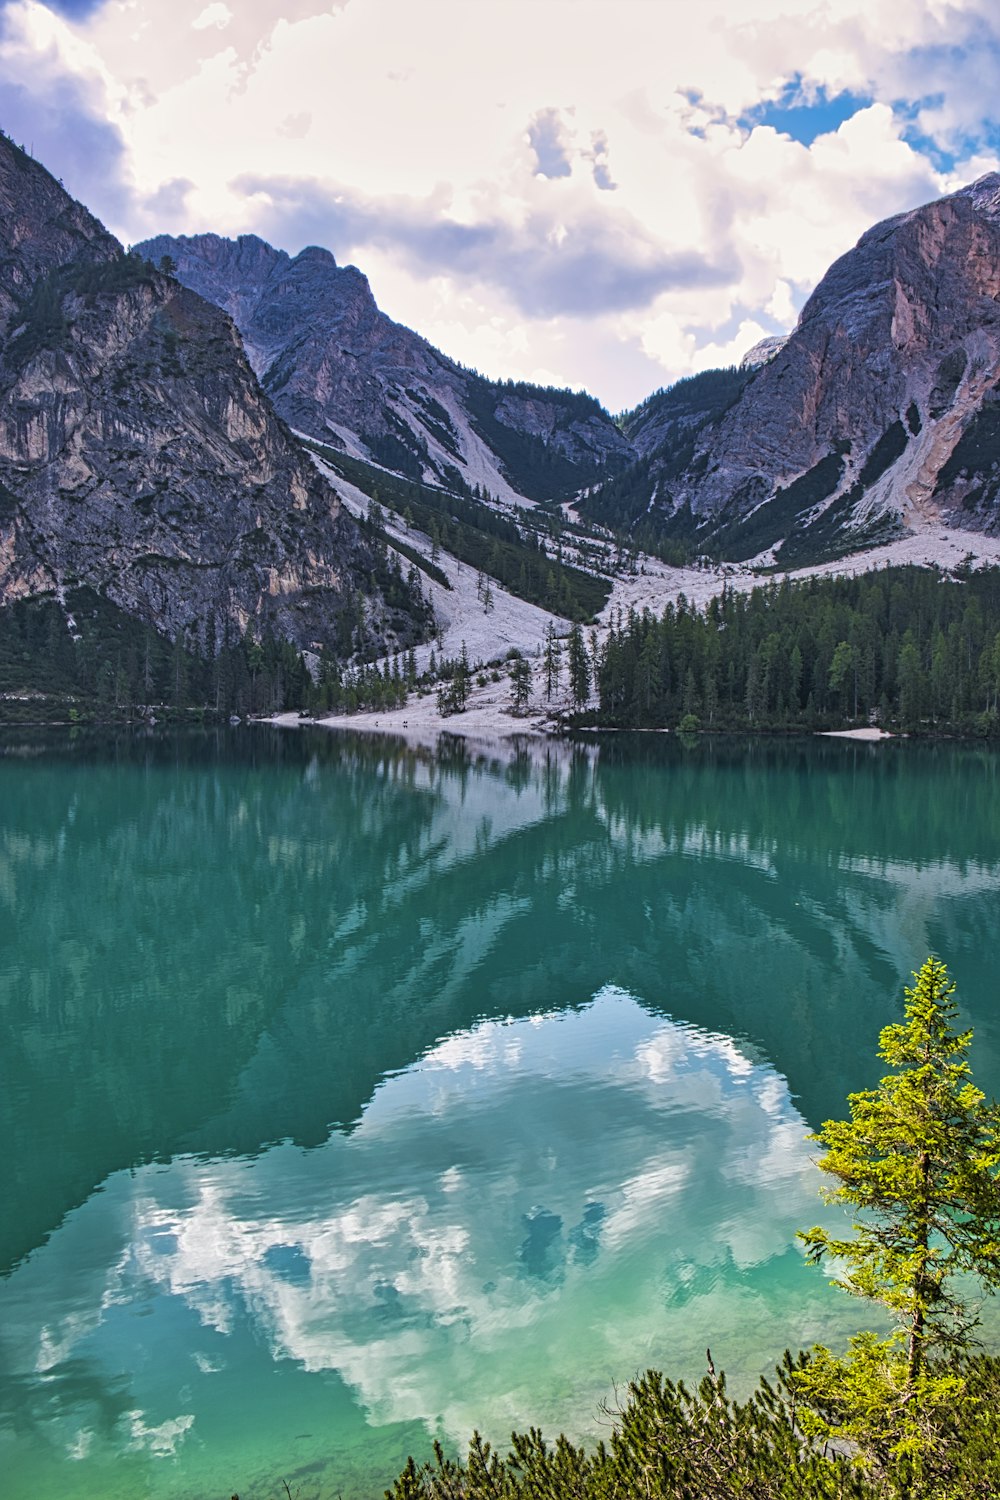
xmin=288 ymin=454 xmax=1000 ymax=745
xmin=310 ymin=452 xmax=571 ymax=674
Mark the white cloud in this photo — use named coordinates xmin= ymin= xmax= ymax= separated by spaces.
xmin=122 ymin=1410 xmax=195 ymax=1457
xmin=0 ymin=990 xmax=828 ymax=1452
xmin=3 ymin=0 xmax=998 ymax=405
xmin=192 ymin=3 xmax=232 ymax=30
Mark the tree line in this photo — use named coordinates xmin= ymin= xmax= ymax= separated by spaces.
xmin=594 ymin=564 xmax=1000 ymax=735
xmin=311 ymin=442 xmax=611 ymax=621
xmin=0 ymin=587 xmax=310 ymax=722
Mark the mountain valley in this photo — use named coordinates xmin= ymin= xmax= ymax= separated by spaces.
xmin=5 ymin=132 xmax=1000 ymax=731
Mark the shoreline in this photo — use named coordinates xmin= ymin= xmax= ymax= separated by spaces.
xmin=818 ymin=727 xmax=894 ymax=741
xmin=268 ymin=705 xmax=901 ymax=749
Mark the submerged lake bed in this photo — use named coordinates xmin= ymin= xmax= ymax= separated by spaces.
xmin=2 ymin=728 xmax=999 ymax=1500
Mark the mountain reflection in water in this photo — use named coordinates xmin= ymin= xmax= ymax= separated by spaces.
xmin=1 ymin=728 xmax=999 ymax=1499
xmin=1 ymin=990 xmax=831 ymax=1479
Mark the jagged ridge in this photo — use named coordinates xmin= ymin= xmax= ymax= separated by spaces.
xmin=583 ymin=174 xmax=1000 ymax=563
xmin=137 ymin=231 xmax=634 ymax=504
xmin=0 ymin=135 xmax=429 ymax=655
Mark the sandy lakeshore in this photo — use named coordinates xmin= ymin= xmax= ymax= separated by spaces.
xmin=270 ymin=699 xmax=897 ymax=751
xmin=819 ymin=728 xmax=895 ymax=740
xmin=269 ymin=661 xmax=572 ymax=754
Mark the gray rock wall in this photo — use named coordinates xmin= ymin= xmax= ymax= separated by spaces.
xmin=138 ymin=231 xmax=633 ymax=500
xmin=0 ymin=136 xmax=426 ymax=653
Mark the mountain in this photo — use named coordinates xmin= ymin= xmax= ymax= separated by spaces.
xmin=581 ymin=174 xmax=1000 ymax=565
xmin=136 ymin=232 xmax=634 ymax=504
xmin=0 ymin=134 xmax=427 ymax=656
xmin=580 ymin=367 xmax=754 ymax=540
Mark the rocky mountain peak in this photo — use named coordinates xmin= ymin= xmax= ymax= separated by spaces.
xmin=584 ymin=173 xmax=1000 ymax=560
xmin=957 ymin=171 xmax=1000 ymax=215
xmin=295 ymin=244 xmax=338 ymax=267
xmin=0 ymin=135 xmax=428 ymax=654
xmin=0 ymin=135 xmax=117 ymax=317
xmin=740 ymin=334 xmax=787 ymax=370
xmin=137 ymin=229 xmax=633 ymax=501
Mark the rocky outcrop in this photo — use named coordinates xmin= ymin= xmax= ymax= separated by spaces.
xmin=0 ymin=135 xmax=426 ymax=652
xmin=587 ymin=175 xmax=1000 ymax=561
xmin=739 ymin=335 xmax=788 ymax=370
xmin=137 ymin=232 xmax=633 ymax=503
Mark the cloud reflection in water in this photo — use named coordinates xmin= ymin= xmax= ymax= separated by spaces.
xmin=1 ymin=986 xmax=832 ymax=1464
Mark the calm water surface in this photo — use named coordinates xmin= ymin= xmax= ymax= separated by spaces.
xmin=2 ymin=728 xmax=999 ymax=1500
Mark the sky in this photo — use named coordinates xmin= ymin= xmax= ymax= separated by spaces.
xmin=1 ymin=0 xmax=999 ymax=412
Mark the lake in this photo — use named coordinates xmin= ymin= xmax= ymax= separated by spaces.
xmin=2 ymin=727 xmax=999 ymax=1500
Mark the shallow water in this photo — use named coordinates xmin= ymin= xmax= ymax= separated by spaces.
xmin=2 ymin=728 xmax=999 ymax=1499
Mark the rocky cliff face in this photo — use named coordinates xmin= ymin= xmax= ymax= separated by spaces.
xmin=586 ymin=174 xmax=1000 ymax=562
xmin=137 ymin=232 xmax=633 ymax=503
xmin=0 ymin=136 xmax=426 ymax=653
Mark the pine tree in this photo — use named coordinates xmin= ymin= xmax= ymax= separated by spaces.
xmin=543 ymin=621 xmax=561 ymax=701
xmin=568 ymin=624 xmax=590 ymax=708
xmin=509 ymin=653 xmax=532 ymax=715
xmin=796 ymin=957 xmax=1000 ymax=1481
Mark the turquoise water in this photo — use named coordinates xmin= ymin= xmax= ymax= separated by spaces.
xmin=1 ymin=729 xmax=999 ymax=1499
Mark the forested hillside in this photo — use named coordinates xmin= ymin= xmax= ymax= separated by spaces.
xmin=595 ymin=565 xmax=1000 ymax=734
xmin=310 ymin=442 xmax=612 ymax=621
xmin=578 ymin=367 xmax=753 ymax=559
xmin=0 ymin=588 xmax=313 ymax=721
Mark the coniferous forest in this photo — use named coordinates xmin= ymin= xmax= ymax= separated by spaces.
xmin=5 ymin=564 xmax=1000 ymax=734
xmin=594 ymin=564 xmax=1000 ymax=736
xmin=0 ymin=586 xmax=313 ymax=721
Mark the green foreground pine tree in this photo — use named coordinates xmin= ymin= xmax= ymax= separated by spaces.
xmin=795 ymin=955 xmax=1000 ymax=1491
xmin=386 ymin=957 xmax=1000 ymax=1500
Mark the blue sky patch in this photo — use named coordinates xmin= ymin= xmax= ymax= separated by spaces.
xmin=35 ymin=0 xmax=106 ymax=15
xmin=896 ymin=120 xmax=959 ymax=174
xmin=0 ymin=0 xmax=106 ymax=28
xmin=889 ymin=38 xmax=1000 ymax=175
xmin=742 ymin=80 xmax=873 ymax=145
